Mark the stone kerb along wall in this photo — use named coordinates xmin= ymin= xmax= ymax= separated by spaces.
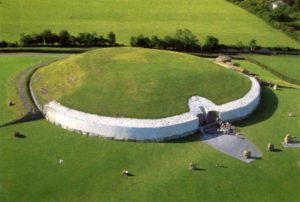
xmin=40 ymin=76 xmax=260 ymax=141
xmin=43 ymin=102 xmax=199 ymax=141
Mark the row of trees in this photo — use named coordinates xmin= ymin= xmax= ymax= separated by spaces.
xmin=130 ymin=29 xmax=259 ymax=52
xmin=130 ymin=29 xmax=219 ymax=51
xmin=0 ymin=30 xmax=118 ymax=47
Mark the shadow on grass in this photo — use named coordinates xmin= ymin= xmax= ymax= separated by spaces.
xmin=164 ymin=132 xmax=201 ymax=143
xmin=193 ymin=168 xmax=206 ymax=171
xmin=250 ymin=156 xmax=262 ymax=160
xmin=216 ymin=165 xmax=228 ymax=168
xmin=272 ymin=148 xmax=283 ymax=152
xmin=235 ymin=87 xmax=278 ymax=127
xmin=0 ymin=112 xmax=44 ymax=128
xmin=124 ymin=173 xmax=135 ymax=177
xmin=14 ymin=132 xmax=26 ymax=139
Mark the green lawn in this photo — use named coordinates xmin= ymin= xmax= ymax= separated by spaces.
xmin=0 ymin=0 xmax=299 ymax=48
xmin=0 ymin=54 xmax=60 ymax=125
xmin=0 ymin=86 xmax=299 ymax=202
xmin=233 ymin=59 xmax=298 ymax=88
xmin=246 ymin=55 xmax=300 ymax=85
xmin=31 ymin=47 xmax=251 ymax=118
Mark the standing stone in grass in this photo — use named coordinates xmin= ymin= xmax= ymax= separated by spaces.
xmin=284 ymin=134 xmax=292 ymax=143
xmin=242 ymin=150 xmax=251 ymax=159
xmin=267 ymin=143 xmax=275 ymax=151
xmin=189 ymin=162 xmax=197 ymax=170
xmin=288 ymin=112 xmax=293 ymax=117
xmin=14 ymin=131 xmax=20 ymax=138
xmin=8 ymin=101 xmax=14 ymax=107
xmin=273 ymin=85 xmax=277 ymax=90
xmin=216 ymin=55 xmax=232 ymax=63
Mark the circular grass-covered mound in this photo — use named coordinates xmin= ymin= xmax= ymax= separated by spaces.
xmin=31 ymin=47 xmax=251 ymax=118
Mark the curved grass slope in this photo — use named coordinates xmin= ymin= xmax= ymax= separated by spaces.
xmin=31 ymin=47 xmax=251 ymax=118
xmin=247 ymin=55 xmax=300 ymax=85
xmin=0 ymin=0 xmax=299 ymax=48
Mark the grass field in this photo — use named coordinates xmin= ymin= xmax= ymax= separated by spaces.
xmin=0 ymin=0 xmax=300 ymax=48
xmin=0 ymin=86 xmax=299 ymax=202
xmin=233 ymin=59 xmax=299 ymax=88
xmin=0 ymin=54 xmax=60 ymax=125
xmin=246 ymin=55 xmax=300 ymax=85
xmin=31 ymin=47 xmax=251 ymax=118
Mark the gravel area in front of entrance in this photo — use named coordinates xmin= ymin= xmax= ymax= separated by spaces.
xmin=201 ymin=127 xmax=261 ymax=163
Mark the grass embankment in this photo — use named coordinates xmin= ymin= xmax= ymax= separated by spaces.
xmin=233 ymin=59 xmax=300 ymax=88
xmin=0 ymin=55 xmax=61 ymax=124
xmin=0 ymin=0 xmax=299 ymax=48
xmin=0 ymin=86 xmax=299 ymax=202
xmin=31 ymin=47 xmax=251 ymax=118
xmin=246 ymin=55 xmax=300 ymax=85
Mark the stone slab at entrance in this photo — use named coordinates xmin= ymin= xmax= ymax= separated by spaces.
xmin=201 ymin=127 xmax=261 ymax=163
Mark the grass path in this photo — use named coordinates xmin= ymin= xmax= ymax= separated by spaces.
xmin=0 ymin=54 xmax=61 ymax=124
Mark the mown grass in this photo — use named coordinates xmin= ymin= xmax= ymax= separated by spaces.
xmin=233 ymin=59 xmax=299 ymax=88
xmin=0 ymin=55 xmax=61 ymax=125
xmin=31 ymin=47 xmax=251 ymax=118
xmin=0 ymin=0 xmax=299 ymax=48
xmin=0 ymin=86 xmax=299 ymax=202
xmin=246 ymin=55 xmax=300 ymax=85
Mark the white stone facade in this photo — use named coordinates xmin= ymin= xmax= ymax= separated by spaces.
xmin=41 ymin=76 xmax=260 ymax=141
xmin=189 ymin=76 xmax=260 ymax=122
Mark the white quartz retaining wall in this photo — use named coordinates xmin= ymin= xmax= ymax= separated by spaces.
xmin=188 ymin=76 xmax=261 ymax=122
xmin=44 ymin=102 xmax=199 ymax=141
xmin=41 ymin=76 xmax=260 ymax=141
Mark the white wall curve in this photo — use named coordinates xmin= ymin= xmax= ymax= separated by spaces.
xmin=41 ymin=75 xmax=260 ymax=141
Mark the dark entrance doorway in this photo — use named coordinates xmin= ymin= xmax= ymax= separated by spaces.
xmin=206 ymin=111 xmax=220 ymax=124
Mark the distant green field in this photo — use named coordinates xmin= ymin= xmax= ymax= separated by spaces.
xmin=0 ymin=0 xmax=299 ymax=48
xmin=0 ymin=87 xmax=299 ymax=202
xmin=31 ymin=47 xmax=251 ymax=118
xmin=247 ymin=55 xmax=300 ymax=85
xmin=0 ymin=55 xmax=59 ymax=124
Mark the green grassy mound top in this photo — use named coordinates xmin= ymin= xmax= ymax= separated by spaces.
xmin=31 ymin=47 xmax=251 ymax=118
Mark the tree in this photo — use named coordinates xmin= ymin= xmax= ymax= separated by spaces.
xmin=58 ymin=30 xmax=72 ymax=46
xmin=107 ymin=32 xmax=116 ymax=46
xmin=32 ymin=32 xmax=43 ymax=45
xmin=20 ymin=34 xmax=35 ymax=46
xmin=150 ymin=35 xmax=163 ymax=49
xmin=0 ymin=40 xmax=8 ymax=47
xmin=130 ymin=36 xmax=138 ymax=47
xmin=203 ymin=35 xmax=219 ymax=51
xmin=163 ymin=35 xmax=178 ymax=50
xmin=76 ymin=32 xmax=98 ymax=46
xmin=174 ymin=29 xmax=200 ymax=50
xmin=249 ymin=39 xmax=257 ymax=51
xmin=130 ymin=35 xmax=151 ymax=48
xmin=42 ymin=29 xmax=58 ymax=45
